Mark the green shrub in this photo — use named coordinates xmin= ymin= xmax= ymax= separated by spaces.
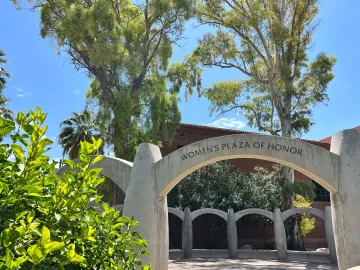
xmin=294 ymin=195 xmax=316 ymax=238
xmin=0 ymin=108 xmax=150 ymax=269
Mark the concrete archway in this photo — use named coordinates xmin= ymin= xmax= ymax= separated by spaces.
xmin=282 ymin=207 xmax=325 ymax=221
xmin=235 ymin=208 xmax=274 ymax=222
xmin=155 ymin=134 xmax=339 ymax=196
xmin=191 ymin=208 xmax=228 ymax=222
xmin=120 ymin=129 xmax=360 ymax=270
xmin=57 ymin=156 xmax=132 ymax=193
xmin=281 ymin=207 xmax=337 ymax=263
xmin=191 ymin=209 xmax=228 ymax=251
xmin=231 ymin=208 xmax=275 ymax=258
xmin=168 ymin=207 xmax=185 ymax=221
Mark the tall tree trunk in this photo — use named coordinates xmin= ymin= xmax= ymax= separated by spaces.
xmin=281 ymin=116 xmax=298 ymax=249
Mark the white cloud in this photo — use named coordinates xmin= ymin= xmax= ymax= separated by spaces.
xmin=206 ymin=117 xmax=246 ymax=130
xmin=13 ymin=86 xmax=31 ymax=98
xmin=74 ymin=90 xmax=80 ymax=96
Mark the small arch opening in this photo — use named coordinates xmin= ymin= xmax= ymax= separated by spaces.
xmin=168 ymin=213 xmax=182 ymax=250
xmin=236 ymin=214 xmax=274 ymax=250
xmin=193 ymin=214 xmax=227 ymax=249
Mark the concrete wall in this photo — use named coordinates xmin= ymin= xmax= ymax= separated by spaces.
xmin=155 ymin=134 xmax=339 ymax=197
xmin=169 ymin=249 xmax=332 ymax=263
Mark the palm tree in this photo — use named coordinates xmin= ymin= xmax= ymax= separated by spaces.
xmin=58 ymin=110 xmax=104 ymax=159
xmin=0 ymin=49 xmax=12 ymax=120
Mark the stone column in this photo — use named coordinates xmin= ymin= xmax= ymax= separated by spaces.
xmin=123 ymin=144 xmax=168 ymax=270
xmin=330 ymin=129 xmax=360 ymax=270
xmin=274 ymin=208 xmax=287 ymax=261
xmin=324 ymin=206 xmax=337 ymax=264
xmin=227 ymin=208 xmax=238 ymax=258
xmin=182 ymin=207 xmax=193 ymax=258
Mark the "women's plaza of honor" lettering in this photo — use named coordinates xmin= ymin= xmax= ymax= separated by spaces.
xmin=180 ymin=141 xmax=303 ymax=160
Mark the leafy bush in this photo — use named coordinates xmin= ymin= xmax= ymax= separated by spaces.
xmin=168 ymin=161 xmax=283 ymax=212
xmin=0 ymin=108 xmax=150 ymax=269
xmin=294 ymin=195 xmax=316 ymax=238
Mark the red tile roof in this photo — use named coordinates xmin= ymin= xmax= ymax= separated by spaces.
xmin=180 ymin=123 xmax=330 ymax=145
xmin=320 ymin=126 xmax=360 ymax=144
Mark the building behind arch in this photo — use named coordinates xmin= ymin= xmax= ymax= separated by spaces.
xmin=160 ymin=124 xmax=360 ymax=250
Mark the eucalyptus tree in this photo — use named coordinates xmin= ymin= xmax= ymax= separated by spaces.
xmin=18 ymin=0 xmax=201 ymax=160
xmin=184 ymin=0 xmax=335 ymax=248
xmin=188 ymin=0 xmax=335 ymax=193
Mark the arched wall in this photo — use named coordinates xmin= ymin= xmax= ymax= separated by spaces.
xmin=155 ymin=134 xmax=339 ymax=197
xmin=57 ymin=156 xmax=132 ymax=193
xmin=168 ymin=207 xmax=185 ymax=221
xmin=235 ymin=208 xmax=274 ymax=222
xmin=191 ymin=208 xmax=228 ymax=221
xmin=282 ymin=207 xmax=325 ymax=221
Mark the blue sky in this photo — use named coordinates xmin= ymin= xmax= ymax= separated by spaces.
xmin=1 ymin=0 xmax=360 ymax=162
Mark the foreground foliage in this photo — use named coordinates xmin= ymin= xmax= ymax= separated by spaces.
xmin=0 ymin=108 xmax=150 ymax=269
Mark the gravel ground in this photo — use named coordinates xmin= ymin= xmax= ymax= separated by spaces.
xmin=168 ymin=258 xmax=339 ymax=270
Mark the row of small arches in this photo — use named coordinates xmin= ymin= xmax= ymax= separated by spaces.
xmin=113 ymin=205 xmax=326 ymax=222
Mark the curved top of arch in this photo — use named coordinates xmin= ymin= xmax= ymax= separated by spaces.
xmin=282 ymin=207 xmax=325 ymax=221
xmin=235 ymin=208 xmax=274 ymax=222
xmin=191 ymin=208 xmax=227 ymax=221
xmin=168 ymin=207 xmax=185 ymax=221
xmin=155 ymin=134 xmax=339 ymax=196
xmin=56 ymin=156 xmax=132 ymax=193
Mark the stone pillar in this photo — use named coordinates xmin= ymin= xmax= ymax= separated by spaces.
xmin=330 ymin=129 xmax=360 ymax=270
xmin=182 ymin=207 xmax=193 ymax=258
xmin=274 ymin=208 xmax=287 ymax=261
xmin=227 ymin=208 xmax=238 ymax=258
xmin=324 ymin=206 xmax=337 ymax=264
xmin=123 ymin=144 xmax=168 ymax=270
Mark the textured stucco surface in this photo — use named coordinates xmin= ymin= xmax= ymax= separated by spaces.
xmin=274 ymin=208 xmax=287 ymax=261
xmin=182 ymin=207 xmax=193 ymax=258
xmin=227 ymin=209 xmax=237 ymax=258
xmin=191 ymin=208 xmax=228 ymax=221
xmin=325 ymin=206 xmax=337 ymax=264
xmin=122 ymin=144 xmax=168 ymax=270
xmin=235 ymin=208 xmax=274 ymax=222
xmin=155 ymin=134 xmax=339 ymax=196
xmin=330 ymin=129 xmax=360 ymax=270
